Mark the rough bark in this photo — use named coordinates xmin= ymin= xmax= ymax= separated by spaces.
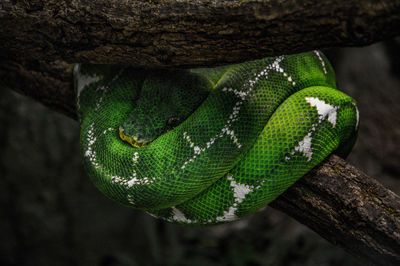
xmin=0 ymin=59 xmax=76 ymax=120
xmin=1 ymin=0 xmax=400 ymax=67
xmin=1 ymin=58 xmax=399 ymax=265
xmin=270 ymin=155 xmax=400 ymax=266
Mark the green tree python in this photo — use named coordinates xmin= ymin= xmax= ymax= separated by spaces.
xmin=74 ymin=51 xmax=359 ymax=225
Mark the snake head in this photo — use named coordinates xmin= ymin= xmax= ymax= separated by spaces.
xmin=119 ymin=126 xmax=149 ymax=148
xmin=119 ymin=109 xmax=182 ymax=148
xmin=118 ymin=113 xmax=162 ymax=148
xmin=117 ymin=69 xmax=211 ymax=148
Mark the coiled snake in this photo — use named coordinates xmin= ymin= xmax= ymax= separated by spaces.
xmin=74 ymin=51 xmax=359 ymax=225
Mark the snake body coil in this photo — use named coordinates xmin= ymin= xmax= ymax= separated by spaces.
xmin=75 ymin=51 xmax=359 ymax=225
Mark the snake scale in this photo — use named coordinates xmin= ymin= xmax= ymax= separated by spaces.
xmin=74 ymin=51 xmax=359 ymax=225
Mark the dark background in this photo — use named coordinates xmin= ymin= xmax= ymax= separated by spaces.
xmin=0 ymin=42 xmax=399 ymax=266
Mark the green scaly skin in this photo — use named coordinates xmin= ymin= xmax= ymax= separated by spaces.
xmin=75 ymin=51 xmax=359 ymax=225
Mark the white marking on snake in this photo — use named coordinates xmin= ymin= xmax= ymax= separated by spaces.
xmin=314 ymin=50 xmax=327 ymax=74
xmin=289 ymin=97 xmax=339 ymax=161
xmin=352 ymin=102 xmax=360 ymax=129
xmin=84 ymin=123 xmax=100 ymax=168
xmin=74 ymin=64 xmax=101 ymax=109
xmin=123 ymin=152 xmax=155 ymax=188
xmin=74 ymin=64 xmax=101 ymax=98
xmin=215 ymin=175 xmax=254 ymax=222
xmin=127 ymin=195 xmax=135 ymax=205
xmin=113 ymin=172 xmax=154 ymax=189
xmin=222 ymin=87 xmax=247 ymax=100
xmin=125 ymin=175 xmax=153 ymax=188
xmin=252 ymin=55 xmax=296 ymax=86
xmin=109 ymin=144 xmax=155 ymax=191
xmin=102 ymin=127 xmax=114 ymax=135
xmin=145 ymin=211 xmax=159 ymax=219
xmin=132 ymin=152 xmax=139 ymax=163
xmin=294 ymin=133 xmax=313 ymax=161
xmin=171 ymin=207 xmax=192 ymax=224
xmin=183 ymin=132 xmax=195 ymax=147
xmin=305 ymin=97 xmax=338 ymax=127
xmin=181 ymin=56 xmax=297 ymax=169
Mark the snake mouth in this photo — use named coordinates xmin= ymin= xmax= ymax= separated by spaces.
xmin=119 ymin=126 xmax=148 ymax=148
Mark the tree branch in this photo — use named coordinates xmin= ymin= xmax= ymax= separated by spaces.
xmin=1 ymin=59 xmax=399 ymax=265
xmin=0 ymin=59 xmax=76 ymax=120
xmin=270 ymin=155 xmax=400 ymax=266
xmin=1 ymin=0 xmax=400 ymax=67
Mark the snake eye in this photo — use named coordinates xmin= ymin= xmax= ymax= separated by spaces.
xmin=167 ymin=117 xmax=180 ymax=128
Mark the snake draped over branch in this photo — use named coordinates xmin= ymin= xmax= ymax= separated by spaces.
xmin=74 ymin=51 xmax=359 ymax=226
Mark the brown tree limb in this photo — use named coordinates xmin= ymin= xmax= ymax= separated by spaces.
xmin=270 ymin=155 xmax=400 ymax=266
xmin=0 ymin=59 xmax=76 ymax=120
xmin=1 ymin=59 xmax=399 ymax=265
xmin=1 ymin=0 xmax=400 ymax=67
